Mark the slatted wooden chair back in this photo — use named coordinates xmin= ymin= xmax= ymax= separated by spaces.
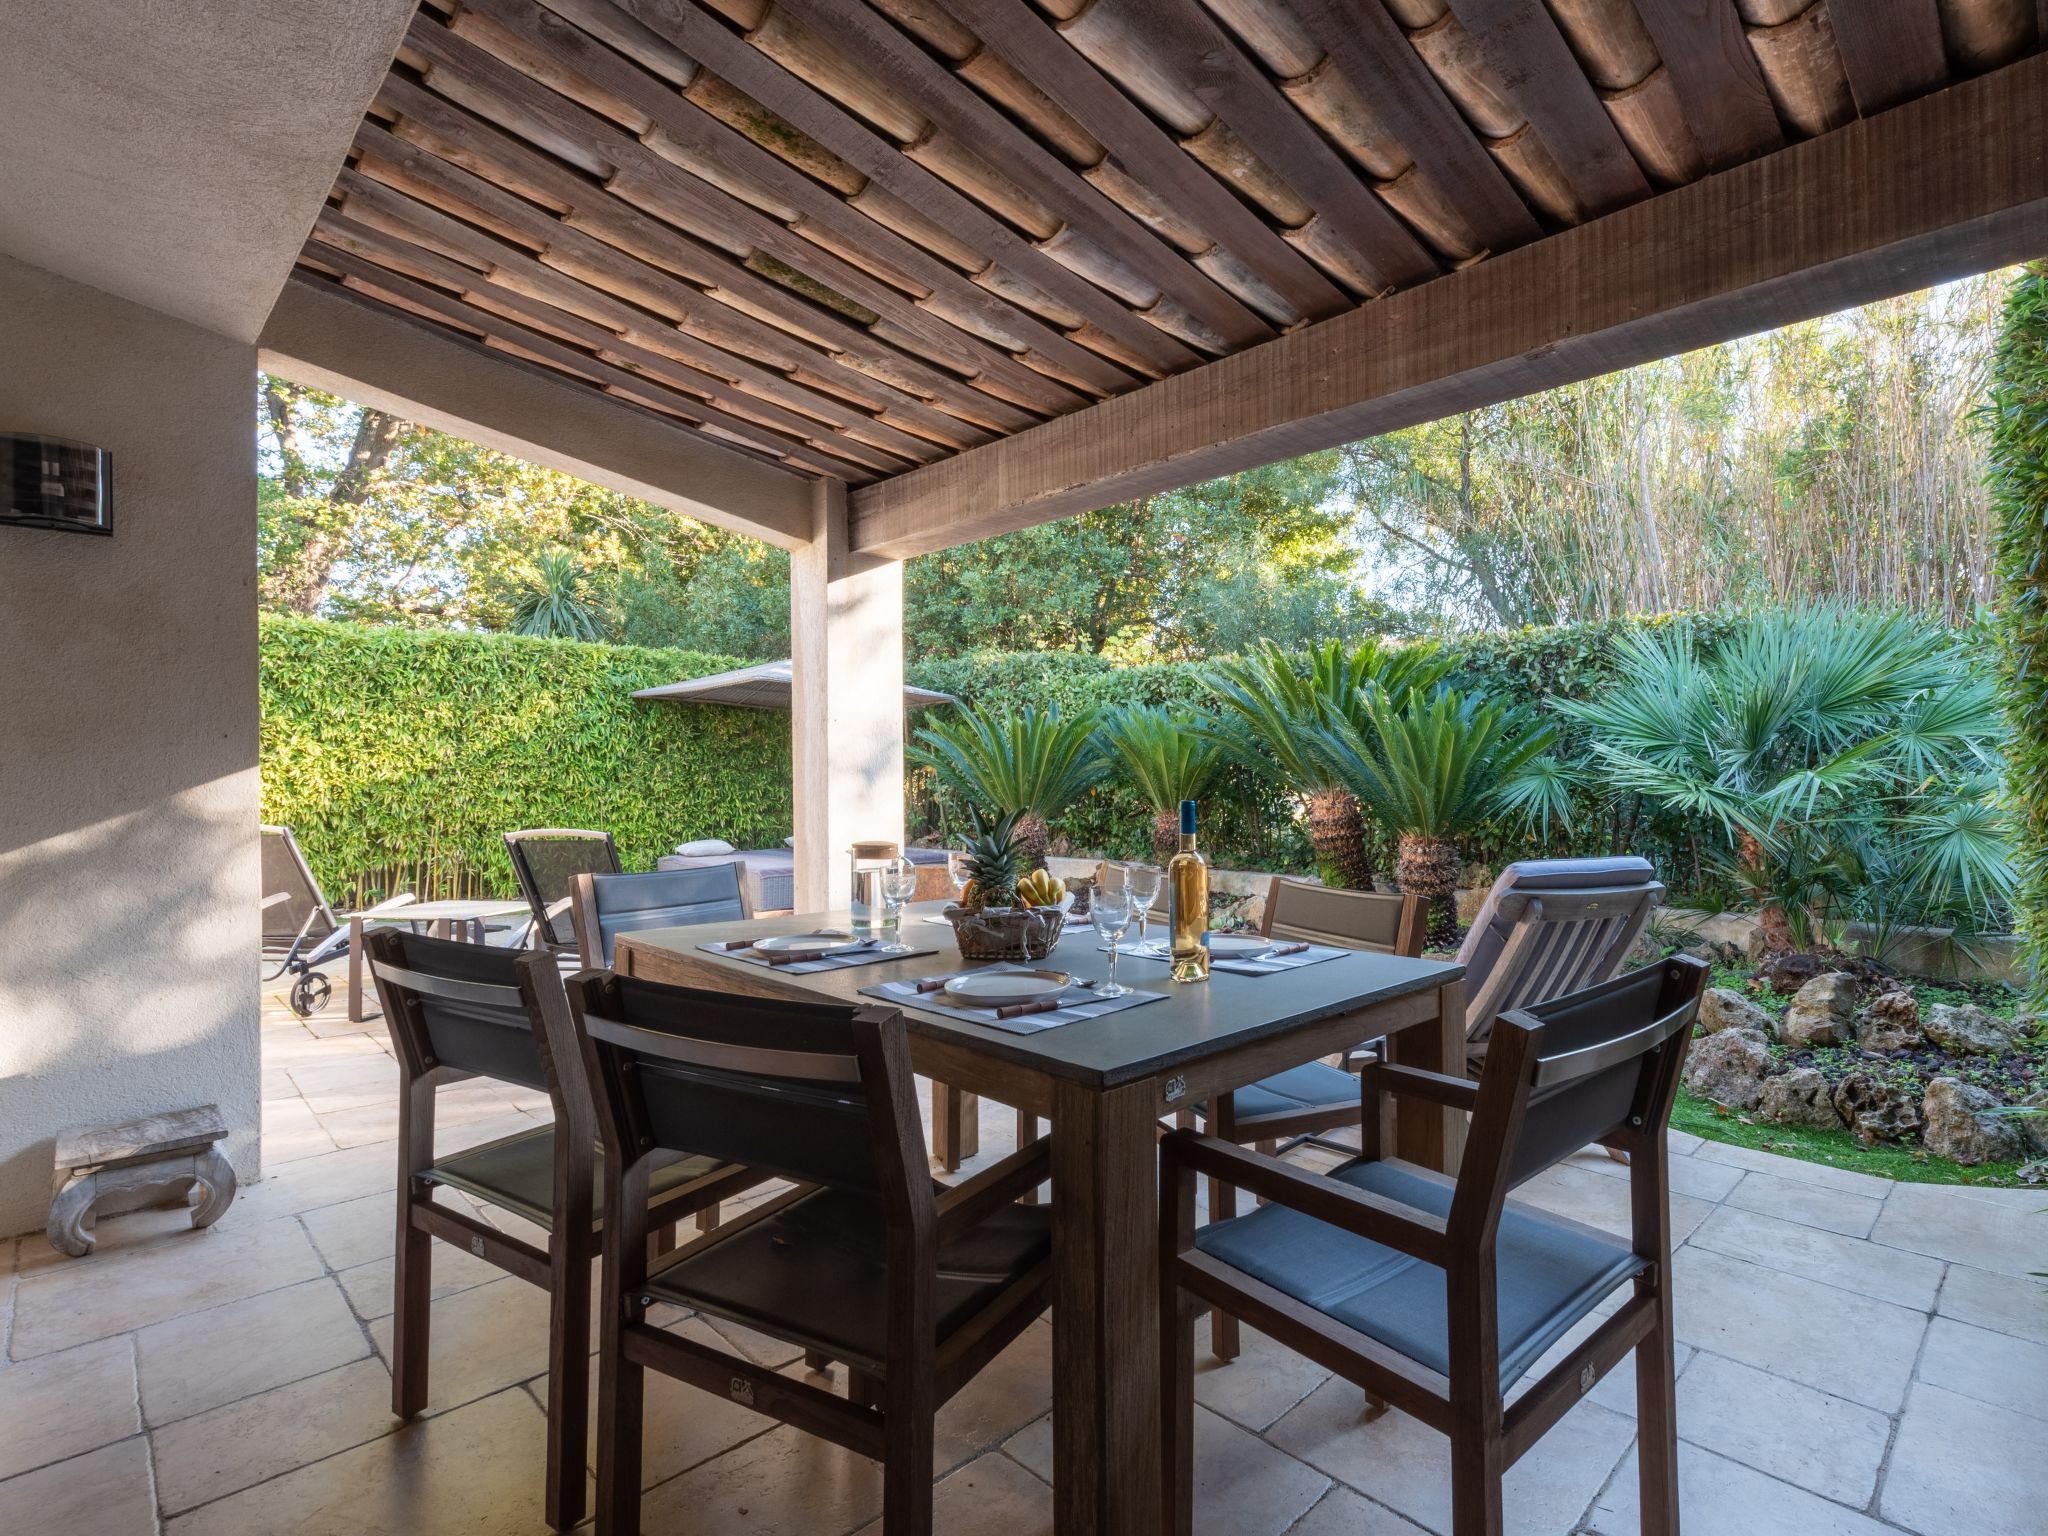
xmin=1457 ymin=859 xmax=1664 ymax=1050
xmin=571 ymin=973 xmax=924 ymax=1205
xmin=1262 ymin=877 xmax=1425 ymax=956
xmin=567 ymin=864 xmax=752 ymax=968
xmin=504 ymin=827 xmax=621 ymax=951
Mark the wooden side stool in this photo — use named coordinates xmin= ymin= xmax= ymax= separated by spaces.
xmin=47 ymin=1105 xmax=237 ymax=1257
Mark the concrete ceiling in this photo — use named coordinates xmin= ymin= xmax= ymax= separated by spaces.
xmin=0 ymin=1 xmax=416 ymax=343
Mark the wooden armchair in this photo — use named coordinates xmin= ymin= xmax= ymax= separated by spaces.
xmin=565 ymin=862 xmax=752 ymax=967
xmin=368 ymin=931 xmax=762 ymax=1529
xmin=1161 ymin=954 xmax=1707 ymax=1536
xmin=569 ymin=973 xmax=1055 ymax=1536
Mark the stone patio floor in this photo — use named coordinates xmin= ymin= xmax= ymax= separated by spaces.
xmin=2 ymin=975 xmax=2044 ymax=1536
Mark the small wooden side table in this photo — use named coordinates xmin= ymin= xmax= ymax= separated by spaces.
xmin=47 ymin=1105 xmax=236 ymax=1257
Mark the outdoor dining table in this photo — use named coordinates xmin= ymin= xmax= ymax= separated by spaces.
xmin=343 ymin=897 xmax=534 ymax=1021
xmin=612 ymin=900 xmax=1467 ymax=1536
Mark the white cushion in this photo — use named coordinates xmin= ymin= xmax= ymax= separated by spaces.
xmin=674 ymin=838 xmax=737 ymax=858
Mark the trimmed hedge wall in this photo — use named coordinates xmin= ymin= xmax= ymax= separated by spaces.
xmin=260 ymin=615 xmax=791 ymax=906
xmin=263 ymin=611 xmax=1750 ymax=905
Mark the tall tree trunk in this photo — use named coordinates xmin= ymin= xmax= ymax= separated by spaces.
xmin=1395 ymin=833 xmax=1463 ymax=948
xmin=267 ymin=399 xmax=406 ymax=615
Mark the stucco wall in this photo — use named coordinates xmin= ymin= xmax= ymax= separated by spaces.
xmin=0 ymin=254 xmax=261 ymax=1238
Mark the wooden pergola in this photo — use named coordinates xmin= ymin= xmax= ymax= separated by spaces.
xmin=250 ymin=7 xmax=2046 ymax=1520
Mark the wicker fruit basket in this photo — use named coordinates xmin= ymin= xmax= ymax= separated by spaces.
xmin=943 ymin=905 xmax=1066 ymax=962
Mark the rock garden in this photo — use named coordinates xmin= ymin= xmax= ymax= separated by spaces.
xmin=1680 ymin=949 xmax=2048 ymax=1178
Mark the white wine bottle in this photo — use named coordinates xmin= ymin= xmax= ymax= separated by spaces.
xmin=1166 ymin=799 xmax=1209 ymax=983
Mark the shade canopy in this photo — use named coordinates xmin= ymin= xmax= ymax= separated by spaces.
xmin=633 ymin=660 xmax=954 ymax=712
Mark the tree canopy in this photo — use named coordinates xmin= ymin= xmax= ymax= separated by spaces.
xmin=257 ymin=270 xmax=2015 ymax=655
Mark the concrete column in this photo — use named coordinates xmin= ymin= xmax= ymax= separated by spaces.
xmin=790 ymin=478 xmax=905 ymax=912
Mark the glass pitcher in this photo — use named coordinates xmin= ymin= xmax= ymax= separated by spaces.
xmin=848 ymin=840 xmax=900 ymax=935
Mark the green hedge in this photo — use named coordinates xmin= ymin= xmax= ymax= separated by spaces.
xmin=1992 ymin=262 xmax=2048 ymax=994
xmin=260 ymin=615 xmax=791 ymax=906
xmin=263 ymin=610 xmax=1793 ymax=907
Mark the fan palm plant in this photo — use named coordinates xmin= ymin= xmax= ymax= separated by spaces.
xmin=1312 ymin=688 xmax=1562 ymax=942
xmin=1095 ymin=704 xmax=1226 ymax=863
xmin=1207 ymin=639 xmax=1452 ymax=889
xmin=1562 ymin=606 xmax=2008 ymax=951
xmin=910 ymin=704 xmax=1106 ymax=870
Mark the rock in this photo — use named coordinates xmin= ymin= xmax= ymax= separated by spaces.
xmin=1832 ymin=1072 xmax=1924 ymax=1145
xmin=1758 ymin=1067 xmax=1840 ymax=1128
xmin=1696 ymin=912 xmax=1767 ymax=963
xmin=1780 ymin=972 xmax=1864 ymax=1048
xmin=1856 ymin=988 xmax=1925 ymax=1054
xmin=1922 ymin=1002 xmax=2019 ymax=1056
xmin=1698 ymin=987 xmax=1777 ymax=1038
xmin=2021 ymin=1090 xmax=2048 ymax=1156
xmin=1756 ymin=951 xmax=1827 ymax=995
xmin=1683 ymin=1028 xmax=1771 ymax=1110
xmin=1921 ymin=1078 xmax=2027 ymax=1165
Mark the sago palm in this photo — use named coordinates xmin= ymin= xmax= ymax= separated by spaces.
xmin=910 ymin=704 xmax=1106 ymax=869
xmin=1095 ymin=704 xmax=1225 ymax=863
xmin=1562 ymin=606 xmax=2006 ymax=950
xmin=1312 ymin=688 xmax=1560 ymax=941
xmin=509 ymin=549 xmax=605 ymax=641
xmin=1207 ymin=639 xmax=1451 ymax=889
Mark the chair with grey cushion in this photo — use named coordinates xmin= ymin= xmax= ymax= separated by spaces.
xmin=504 ymin=828 xmax=621 ymax=954
xmin=568 ymin=972 xmax=1054 ymax=1536
xmin=565 ymin=863 xmax=752 ymax=968
xmin=368 ymin=931 xmax=763 ymax=1530
xmin=1161 ymin=954 xmax=1708 ymax=1536
xmin=1188 ymin=878 xmax=1426 ymax=1360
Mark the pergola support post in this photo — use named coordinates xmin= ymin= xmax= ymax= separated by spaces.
xmin=791 ymin=478 xmax=906 ymax=912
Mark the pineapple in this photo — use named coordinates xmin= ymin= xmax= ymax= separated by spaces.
xmin=958 ymin=810 xmax=1024 ymax=911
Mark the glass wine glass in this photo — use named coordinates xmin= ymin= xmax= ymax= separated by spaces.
xmin=946 ymin=848 xmax=973 ymax=906
xmin=1091 ymin=888 xmax=1133 ymax=998
xmin=1125 ymin=862 xmax=1161 ymax=949
xmin=877 ymin=857 xmax=919 ymax=953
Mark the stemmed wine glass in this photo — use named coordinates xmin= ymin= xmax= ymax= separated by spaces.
xmin=946 ymin=849 xmax=973 ymax=907
xmin=1091 ymin=887 xmax=1133 ymax=998
xmin=876 ymin=857 xmax=919 ymax=953
xmin=1125 ymin=862 xmax=1161 ymax=950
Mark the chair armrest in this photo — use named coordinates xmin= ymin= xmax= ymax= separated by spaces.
xmin=1365 ymin=1061 xmax=1478 ymax=1111
xmin=1160 ymin=1130 xmax=1447 ymax=1265
xmin=357 ymin=892 xmax=419 ymax=917
xmin=933 ymin=1136 xmax=1052 ymax=1245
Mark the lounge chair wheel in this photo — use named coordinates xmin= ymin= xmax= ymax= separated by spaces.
xmin=290 ymin=972 xmax=331 ymax=1017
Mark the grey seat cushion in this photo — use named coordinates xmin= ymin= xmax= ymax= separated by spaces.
xmin=644 ymin=1186 xmax=1052 ymax=1376
xmin=1214 ymin=1061 xmax=1360 ymax=1123
xmin=1195 ymin=1160 xmax=1644 ymax=1387
xmin=425 ymin=1126 xmax=726 ymax=1232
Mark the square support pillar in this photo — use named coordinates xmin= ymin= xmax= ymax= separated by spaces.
xmin=790 ymin=479 xmax=906 ymax=912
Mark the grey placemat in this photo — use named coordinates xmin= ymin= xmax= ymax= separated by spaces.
xmin=699 ymin=939 xmax=937 ymax=975
xmin=1104 ymin=939 xmax=1353 ymax=976
xmin=862 ymin=966 xmax=1167 ymax=1035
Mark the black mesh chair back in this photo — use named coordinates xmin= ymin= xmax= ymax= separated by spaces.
xmin=1467 ymin=958 xmax=1704 ymax=1206
xmin=505 ymin=828 xmax=621 ymax=950
xmin=261 ymin=824 xmax=335 ymax=954
xmin=370 ymin=930 xmax=551 ymax=1092
xmin=575 ymin=975 xmax=906 ymax=1196
xmin=575 ymin=864 xmax=749 ymax=967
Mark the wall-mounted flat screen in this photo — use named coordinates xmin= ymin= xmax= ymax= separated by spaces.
xmin=4 ymin=434 xmax=112 ymax=535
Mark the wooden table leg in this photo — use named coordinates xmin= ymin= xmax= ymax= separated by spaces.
xmin=1050 ymin=1076 xmax=1163 ymax=1536
xmin=930 ymin=1083 xmax=980 ymax=1173
xmin=1387 ymin=977 xmax=1467 ymax=1173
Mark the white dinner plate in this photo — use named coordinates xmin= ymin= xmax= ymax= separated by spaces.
xmin=1205 ymin=934 xmax=1274 ymax=958
xmin=942 ymin=969 xmax=1073 ymax=1008
xmin=751 ymin=932 xmax=867 ymax=956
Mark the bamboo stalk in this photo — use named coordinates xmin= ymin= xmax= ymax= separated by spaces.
xmin=1408 ymin=14 xmax=1523 ymax=140
xmin=957 ymin=47 xmax=1103 ymax=166
xmin=1079 ymin=157 xmax=1211 ymax=252
xmin=1487 ymin=122 xmax=1580 ymax=225
xmin=1192 ymin=246 xmax=1302 ymax=327
xmin=747 ymin=4 xmax=928 ymax=143
xmin=972 ymin=261 xmax=1086 ymax=331
xmin=1281 ymin=214 xmax=1388 ymax=298
xmin=1182 ymin=119 xmax=1316 ymax=227
xmin=1279 ymin=57 xmax=1410 ymax=183
xmin=1038 ymin=223 xmax=1163 ymax=308
xmin=1935 ymin=0 xmax=2037 ymax=71
xmin=1746 ymin=2 xmax=1855 ymax=138
xmin=1058 ymin=0 xmax=1212 ymax=135
xmin=1545 ymin=0 xmax=1662 ymax=90
xmin=683 ymin=72 xmax=866 ymax=196
xmin=1376 ymin=165 xmax=1485 ymax=262
xmin=848 ymin=183 xmax=992 ymax=273
xmin=1602 ymin=67 xmax=1706 ymax=187
xmin=903 ymin=129 xmax=1063 ymax=239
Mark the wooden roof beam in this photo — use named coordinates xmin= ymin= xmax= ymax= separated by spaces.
xmin=848 ymin=51 xmax=2048 ymax=558
xmin=260 ymin=273 xmax=817 ymax=546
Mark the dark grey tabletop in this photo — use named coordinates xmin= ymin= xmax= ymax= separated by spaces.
xmin=613 ymin=902 xmax=1462 ymax=1090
